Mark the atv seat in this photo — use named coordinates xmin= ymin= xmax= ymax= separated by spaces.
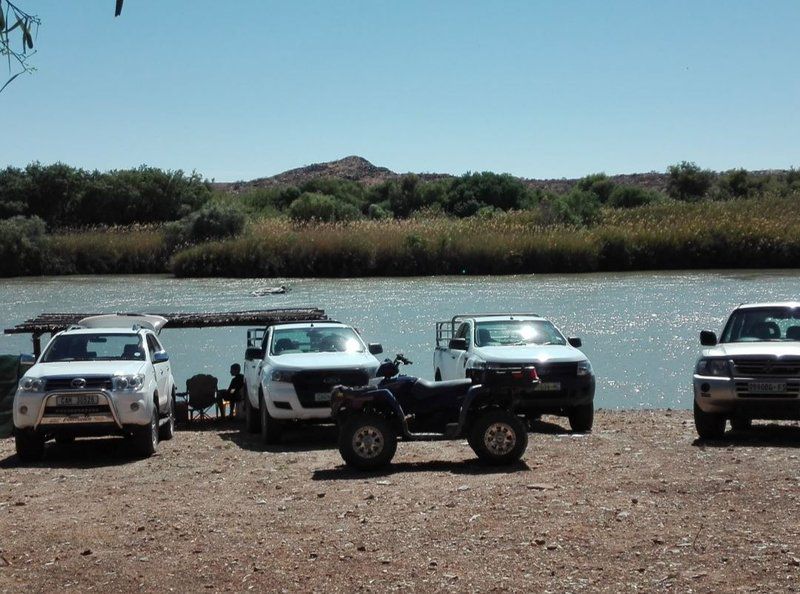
xmin=411 ymin=378 xmax=472 ymax=400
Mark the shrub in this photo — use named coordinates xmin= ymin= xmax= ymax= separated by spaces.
xmin=288 ymin=192 xmax=362 ymax=222
xmin=666 ymin=161 xmax=715 ymax=201
xmin=577 ymin=173 xmax=616 ymax=203
xmin=164 ymin=202 xmax=246 ymax=251
xmin=538 ymin=189 xmax=601 ymax=226
xmin=445 ymin=172 xmax=532 ymax=215
xmin=607 ymin=185 xmax=661 ymax=208
xmin=0 ymin=216 xmax=48 ymax=276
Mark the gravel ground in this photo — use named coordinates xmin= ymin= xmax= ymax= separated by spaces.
xmin=1 ymin=410 xmax=799 ymax=593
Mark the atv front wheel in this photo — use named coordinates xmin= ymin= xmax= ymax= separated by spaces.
xmin=338 ymin=413 xmax=397 ymax=470
xmin=469 ymin=409 xmax=528 ymax=465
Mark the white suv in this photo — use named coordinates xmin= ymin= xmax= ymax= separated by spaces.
xmin=13 ymin=314 xmax=176 ymax=461
xmin=243 ymin=321 xmax=382 ymax=443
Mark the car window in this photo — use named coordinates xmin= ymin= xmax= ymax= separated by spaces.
xmin=474 ymin=320 xmax=566 ymax=347
xmin=42 ymin=333 xmax=145 ymax=362
xmin=455 ymin=323 xmax=470 ymax=346
xmin=721 ymin=308 xmax=800 ymax=342
xmin=270 ymin=327 xmax=365 ymax=355
xmin=146 ymin=334 xmax=161 ymax=358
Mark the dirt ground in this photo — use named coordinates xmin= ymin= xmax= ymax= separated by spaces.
xmin=1 ymin=410 xmax=799 ymax=593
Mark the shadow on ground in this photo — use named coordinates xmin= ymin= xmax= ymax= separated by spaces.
xmin=216 ymin=420 xmax=339 ymax=453
xmin=692 ymin=422 xmax=800 ymax=448
xmin=312 ymin=458 xmax=530 ymax=481
xmin=0 ymin=437 xmax=150 ymax=469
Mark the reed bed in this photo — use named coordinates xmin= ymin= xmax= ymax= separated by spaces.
xmin=48 ymin=228 xmax=168 ymax=274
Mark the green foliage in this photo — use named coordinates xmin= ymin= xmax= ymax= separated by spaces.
xmin=445 ymin=172 xmax=533 ymax=216
xmin=577 ymin=173 xmax=616 ymax=203
xmin=164 ymin=202 xmax=246 ymax=252
xmin=666 ymin=161 xmax=715 ymax=201
xmin=607 ymin=185 xmax=662 ymax=208
xmin=288 ymin=192 xmax=362 ymax=222
xmin=538 ymin=189 xmax=601 ymax=226
xmin=0 ymin=216 xmax=47 ymax=276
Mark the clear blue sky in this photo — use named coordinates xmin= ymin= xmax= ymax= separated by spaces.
xmin=1 ymin=0 xmax=798 ymax=181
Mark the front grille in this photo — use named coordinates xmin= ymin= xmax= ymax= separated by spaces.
xmin=45 ymin=377 xmax=113 ymax=391
xmin=732 ymin=359 xmax=800 ymax=377
xmin=535 ymin=362 xmax=578 ymax=378
xmin=44 ymin=405 xmax=113 ymax=416
xmin=735 ymin=381 xmax=800 ymax=398
xmin=292 ymin=369 xmax=370 ymax=408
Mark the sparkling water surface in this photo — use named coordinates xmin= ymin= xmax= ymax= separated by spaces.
xmin=2 ymin=271 xmax=799 ymax=409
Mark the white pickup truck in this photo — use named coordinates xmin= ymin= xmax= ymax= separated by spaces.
xmin=13 ymin=314 xmax=176 ymax=461
xmin=434 ymin=314 xmax=596 ymax=431
xmin=242 ymin=320 xmax=383 ymax=443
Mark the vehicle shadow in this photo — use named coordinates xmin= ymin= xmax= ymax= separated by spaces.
xmin=311 ymin=459 xmax=530 ymax=481
xmin=0 ymin=437 xmax=149 ymax=469
xmin=529 ymin=417 xmax=573 ymax=434
xmin=692 ymin=423 xmax=800 ymax=448
xmin=217 ymin=422 xmax=338 ymax=453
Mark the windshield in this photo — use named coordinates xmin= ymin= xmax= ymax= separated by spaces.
xmin=474 ymin=320 xmax=566 ymax=347
xmin=721 ymin=307 xmax=800 ymax=342
xmin=270 ymin=327 xmax=365 ymax=355
xmin=42 ymin=333 xmax=145 ymax=362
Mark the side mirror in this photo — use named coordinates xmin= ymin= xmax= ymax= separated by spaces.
xmin=568 ymin=337 xmax=582 ymax=348
xmin=245 ymin=347 xmax=264 ymax=361
xmin=152 ymin=350 xmax=169 ymax=364
xmin=700 ymin=331 xmax=718 ymax=347
xmin=449 ymin=337 xmax=467 ymax=351
xmin=368 ymin=343 xmax=383 ymax=355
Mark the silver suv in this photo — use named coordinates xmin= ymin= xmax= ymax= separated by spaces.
xmin=693 ymin=302 xmax=800 ymax=438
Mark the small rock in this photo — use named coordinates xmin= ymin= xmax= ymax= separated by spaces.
xmin=456 ymin=485 xmax=470 ymax=492
xmin=546 ymin=544 xmax=558 ymax=551
xmin=790 ymin=557 xmax=800 ymax=567
xmin=526 ymin=483 xmax=555 ymax=491
xmin=80 ymin=549 xmax=92 ymax=556
xmin=376 ymin=480 xmax=391 ymax=486
xmin=14 ymin=501 xmax=25 ymax=507
xmin=534 ymin=538 xmax=547 ymax=546
xmin=316 ymin=492 xmax=326 ymax=499
xmin=356 ymin=545 xmax=366 ymax=552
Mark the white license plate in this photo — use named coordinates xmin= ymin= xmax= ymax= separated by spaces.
xmin=748 ymin=382 xmax=786 ymax=393
xmin=314 ymin=392 xmax=332 ymax=403
xmin=535 ymin=382 xmax=562 ymax=392
xmin=56 ymin=394 xmax=99 ymax=406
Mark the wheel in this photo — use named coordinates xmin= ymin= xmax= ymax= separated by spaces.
xmin=469 ymin=409 xmax=528 ymax=465
xmin=15 ymin=431 xmax=45 ymax=462
xmin=730 ymin=416 xmax=752 ymax=431
xmin=244 ymin=390 xmax=260 ymax=433
xmin=338 ymin=413 xmax=397 ymax=470
xmin=259 ymin=393 xmax=283 ymax=444
xmin=434 ymin=369 xmax=442 ymax=381
xmin=131 ymin=406 xmax=159 ymax=457
xmin=693 ymin=401 xmax=726 ymax=439
xmin=158 ymin=395 xmax=176 ymax=441
xmin=55 ymin=435 xmax=75 ymax=445
xmin=568 ymin=403 xmax=594 ymax=432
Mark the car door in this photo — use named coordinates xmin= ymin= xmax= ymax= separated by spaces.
xmin=146 ymin=334 xmax=170 ymax=409
xmin=442 ymin=322 xmax=471 ymax=379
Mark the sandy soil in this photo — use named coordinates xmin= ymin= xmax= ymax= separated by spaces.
xmin=1 ymin=410 xmax=799 ymax=593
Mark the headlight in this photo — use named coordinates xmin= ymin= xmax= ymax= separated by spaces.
xmin=467 ymin=360 xmax=487 ymax=370
xmin=112 ymin=374 xmax=145 ymax=391
xmin=577 ymin=360 xmax=593 ymax=376
xmin=271 ymin=370 xmax=296 ymax=383
xmin=18 ymin=377 xmax=45 ymax=392
xmin=695 ymin=359 xmax=730 ymax=377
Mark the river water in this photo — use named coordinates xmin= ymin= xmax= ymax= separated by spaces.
xmin=1 ymin=271 xmax=799 ymax=409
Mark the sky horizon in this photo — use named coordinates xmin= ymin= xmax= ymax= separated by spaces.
xmin=1 ymin=1 xmax=798 ymax=182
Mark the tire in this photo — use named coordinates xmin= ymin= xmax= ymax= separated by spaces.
xmin=259 ymin=393 xmax=283 ymax=445
xmin=15 ymin=431 xmax=45 ymax=463
xmin=158 ymin=395 xmax=176 ymax=441
xmin=245 ymin=390 xmax=260 ymax=433
xmin=338 ymin=413 xmax=397 ymax=470
xmin=55 ymin=435 xmax=75 ymax=445
xmin=730 ymin=416 xmax=752 ymax=431
xmin=693 ymin=401 xmax=726 ymax=439
xmin=132 ymin=406 xmax=159 ymax=457
xmin=568 ymin=403 xmax=594 ymax=433
xmin=469 ymin=409 xmax=528 ymax=465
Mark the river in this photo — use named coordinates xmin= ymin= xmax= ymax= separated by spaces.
xmin=2 ymin=271 xmax=799 ymax=409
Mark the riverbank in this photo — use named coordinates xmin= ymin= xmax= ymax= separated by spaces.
xmin=23 ymin=195 xmax=800 ymax=278
xmin=1 ymin=410 xmax=799 ymax=592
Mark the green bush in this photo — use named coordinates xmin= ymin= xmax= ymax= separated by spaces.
xmin=164 ymin=202 xmax=246 ymax=251
xmin=0 ymin=216 xmax=48 ymax=276
xmin=577 ymin=173 xmax=616 ymax=203
xmin=538 ymin=189 xmax=601 ymax=226
xmin=667 ymin=161 xmax=715 ymax=201
xmin=607 ymin=185 xmax=661 ymax=208
xmin=288 ymin=192 xmax=362 ymax=222
xmin=445 ymin=172 xmax=533 ymax=215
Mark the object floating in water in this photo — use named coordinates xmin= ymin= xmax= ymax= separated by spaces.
xmin=251 ymin=285 xmax=288 ymax=296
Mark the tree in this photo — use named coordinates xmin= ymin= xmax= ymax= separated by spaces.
xmin=1 ymin=1 xmax=122 ymax=93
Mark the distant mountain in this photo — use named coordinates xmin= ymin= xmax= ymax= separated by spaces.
xmin=214 ymin=155 xmax=785 ymax=195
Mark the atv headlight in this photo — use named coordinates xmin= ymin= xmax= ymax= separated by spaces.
xmin=112 ymin=374 xmax=145 ymax=392
xmin=577 ymin=360 xmax=593 ymax=376
xmin=695 ymin=358 xmax=730 ymax=377
xmin=18 ymin=377 xmax=45 ymax=392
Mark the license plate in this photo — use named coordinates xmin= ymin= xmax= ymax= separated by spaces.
xmin=748 ymin=382 xmax=786 ymax=393
xmin=534 ymin=382 xmax=562 ymax=392
xmin=314 ymin=392 xmax=331 ymax=403
xmin=56 ymin=394 xmax=99 ymax=406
